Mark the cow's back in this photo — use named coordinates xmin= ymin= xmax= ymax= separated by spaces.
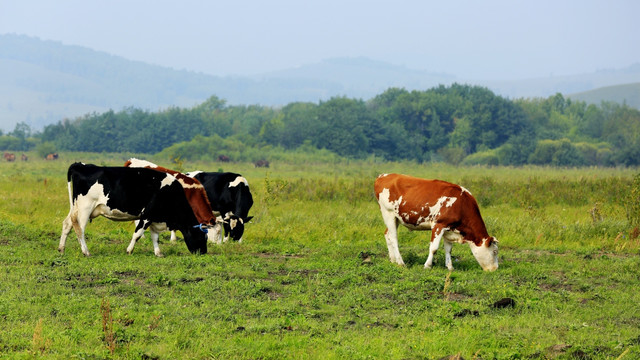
xmin=68 ymin=163 xmax=170 ymax=213
xmin=192 ymin=172 xmax=253 ymax=216
xmin=375 ymin=173 xmax=463 ymax=210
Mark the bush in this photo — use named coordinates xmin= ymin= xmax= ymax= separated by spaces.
xmin=529 ymin=139 xmax=585 ymax=166
xmin=35 ymin=142 xmax=57 ymax=158
xmin=461 ymin=150 xmax=499 ymax=166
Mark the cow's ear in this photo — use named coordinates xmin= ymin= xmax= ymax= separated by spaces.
xmin=245 ymin=216 xmax=253 ymax=223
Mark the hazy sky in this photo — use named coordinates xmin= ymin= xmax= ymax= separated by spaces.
xmin=1 ymin=0 xmax=638 ymax=80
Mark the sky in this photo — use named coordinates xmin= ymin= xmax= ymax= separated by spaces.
xmin=1 ymin=0 xmax=639 ymax=81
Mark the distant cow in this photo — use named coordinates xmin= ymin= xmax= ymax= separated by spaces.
xmin=59 ymin=163 xmax=209 ymax=257
xmin=21 ymin=153 xmax=28 ymax=161
xmin=254 ymin=159 xmax=269 ymax=168
xmin=4 ymin=152 xmax=15 ymax=162
xmin=374 ymin=173 xmax=499 ymax=271
xmin=46 ymin=153 xmax=59 ymax=160
xmin=218 ymin=155 xmax=230 ymax=162
xmin=178 ymin=171 xmax=254 ymax=243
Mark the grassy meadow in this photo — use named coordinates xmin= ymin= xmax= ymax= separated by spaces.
xmin=0 ymin=152 xmax=639 ymax=359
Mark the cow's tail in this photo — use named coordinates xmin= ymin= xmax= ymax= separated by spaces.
xmin=67 ymin=181 xmax=73 ymax=210
xmin=66 ymin=163 xmax=79 ymax=210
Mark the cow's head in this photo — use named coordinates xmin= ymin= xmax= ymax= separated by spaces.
xmin=223 ymin=215 xmax=253 ymax=241
xmin=469 ymin=237 xmax=499 ymax=271
xmin=183 ymin=225 xmax=209 ymax=254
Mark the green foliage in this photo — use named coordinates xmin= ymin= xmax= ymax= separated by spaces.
xmin=0 ymin=122 xmax=37 ymax=151
xmin=35 ymin=142 xmax=57 ymax=158
xmin=461 ymin=149 xmax=499 ymax=166
xmin=29 ymin=84 xmax=640 ymax=167
xmin=528 ymin=139 xmax=585 ymax=166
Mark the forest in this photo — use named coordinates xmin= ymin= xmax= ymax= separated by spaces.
xmin=2 ymin=83 xmax=639 ymax=166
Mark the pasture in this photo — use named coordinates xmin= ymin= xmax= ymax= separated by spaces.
xmin=0 ymin=153 xmax=639 ymax=359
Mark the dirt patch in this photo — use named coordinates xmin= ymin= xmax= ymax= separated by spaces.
xmin=260 ymin=287 xmax=282 ymax=300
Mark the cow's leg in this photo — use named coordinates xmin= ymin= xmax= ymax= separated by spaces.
xmin=380 ymin=207 xmax=403 ymax=265
xmin=425 ymin=226 xmax=448 ymax=269
xmin=149 ymin=229 xmax=163 ymax=257
xmin=72 ymin=208 xmax=92 ymax=257
xmin=126 ymin=220 xmax=147 ymax=255
xmin=444 ymin=240 xmax=454 ymax=271
xmin=133 ymin=220 xmax=146 ymax=239
xmin=170 ymin=231 xmax=178 ymax=242
xmin=58 ymin=213 xmax=74 ymax=254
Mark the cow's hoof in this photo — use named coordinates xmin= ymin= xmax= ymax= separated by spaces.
xmin=155 ymin=252 xmax=164 ymax=258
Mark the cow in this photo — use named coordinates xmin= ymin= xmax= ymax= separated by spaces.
xmin=218 ymin=155 xmax=230 ymax=162
xmin=374 ymin=173 xmax=499 ymax=271
xmin=58 ymin=163 xmax=209 ymax=257
xmin=21 ymin=153 xmax=28 ymax=161
xmin=4 ymin=152 xmax=15 ymax=162
xmin=124 ymin=158 xmax=217 ymax=227
xmin=173 ymin=171 xmax=254 ymax=243
xmin=46 ymin=153 xmax=59 ymax=160
xmin=254 ymin=159 xmax=269 ymax=168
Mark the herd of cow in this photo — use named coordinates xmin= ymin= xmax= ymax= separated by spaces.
xmin=57 ymin=160 xmax=498 ymax=271
xmin=58 ymin=159 xmax=254 ymax=257
xmin=3 ymin=152 xmax=59 ymax=161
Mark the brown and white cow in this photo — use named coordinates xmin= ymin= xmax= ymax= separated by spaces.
xmin=124 ymin=158 xmax=221 ymax=240
xmin=4 ymin=152 xmax=15 ymax=162
xmin=374 ymin=173 xmax=499 ymax=271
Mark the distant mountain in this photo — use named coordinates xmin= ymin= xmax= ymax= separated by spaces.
xmin=253 ymin=57 xmax=457 ymax=99
xmin=567 ymin=82 xmax=640 ymax=109
xmin=481 ymin=64 xmax=640 ymax=100
xmin=1 ymin=33 xmax=639 ymax=132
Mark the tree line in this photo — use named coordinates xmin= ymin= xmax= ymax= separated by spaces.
xmin=2 ymin=83 xmax=639 ymax=166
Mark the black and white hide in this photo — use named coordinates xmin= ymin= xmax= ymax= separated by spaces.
xmin=58 ymin=163 xmax=208 ymax=256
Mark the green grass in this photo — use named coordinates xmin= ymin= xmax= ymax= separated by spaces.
xmin=0 ymin=153 xmax=639 ymax=359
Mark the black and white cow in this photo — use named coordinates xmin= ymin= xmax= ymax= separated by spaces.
xmin=58 ymin=163 xmax=209 ymax=256
xmin=170 ymin=171 xmax=254 ymax=243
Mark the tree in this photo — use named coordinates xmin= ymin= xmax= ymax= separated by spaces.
xmin=314 ymin=97 xmax=371 ymax=157
xmin=426 ymin=113 xmax=448 ymax=151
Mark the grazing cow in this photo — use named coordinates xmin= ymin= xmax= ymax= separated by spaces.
xmin=254 ymin=159 xmax=269 ymax=168
xmin=46 ymin=153 xmax=59 ymax=160
xmin=21 ymin=153 xmax=28 ymax=161
xmin=124 ymin=158 xmax=217 ymax=227
xmin=218 ymin=155 xmax=230 ymax=162
xmin=374 ymin=173 xmax=499 ymax=271
xmin=178 ymin=171 xmax=253 ymax=243
xmin=4 ymin=152 xmax=15 ymax=162
xmin=59 ymin=163 xmax=209 ymax=257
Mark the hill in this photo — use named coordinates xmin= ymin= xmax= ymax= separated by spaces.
xmin=568 ymin=82 xmax=640 ymax=108
xmin=2 ymin=33 xmax=640 ymax=132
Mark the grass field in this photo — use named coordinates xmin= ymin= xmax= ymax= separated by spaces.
xmin=0 ymin=153 xmax=639 ymax=359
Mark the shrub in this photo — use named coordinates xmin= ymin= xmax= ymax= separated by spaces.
xmin=461 ymin=150 xmax=499 ymax=166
